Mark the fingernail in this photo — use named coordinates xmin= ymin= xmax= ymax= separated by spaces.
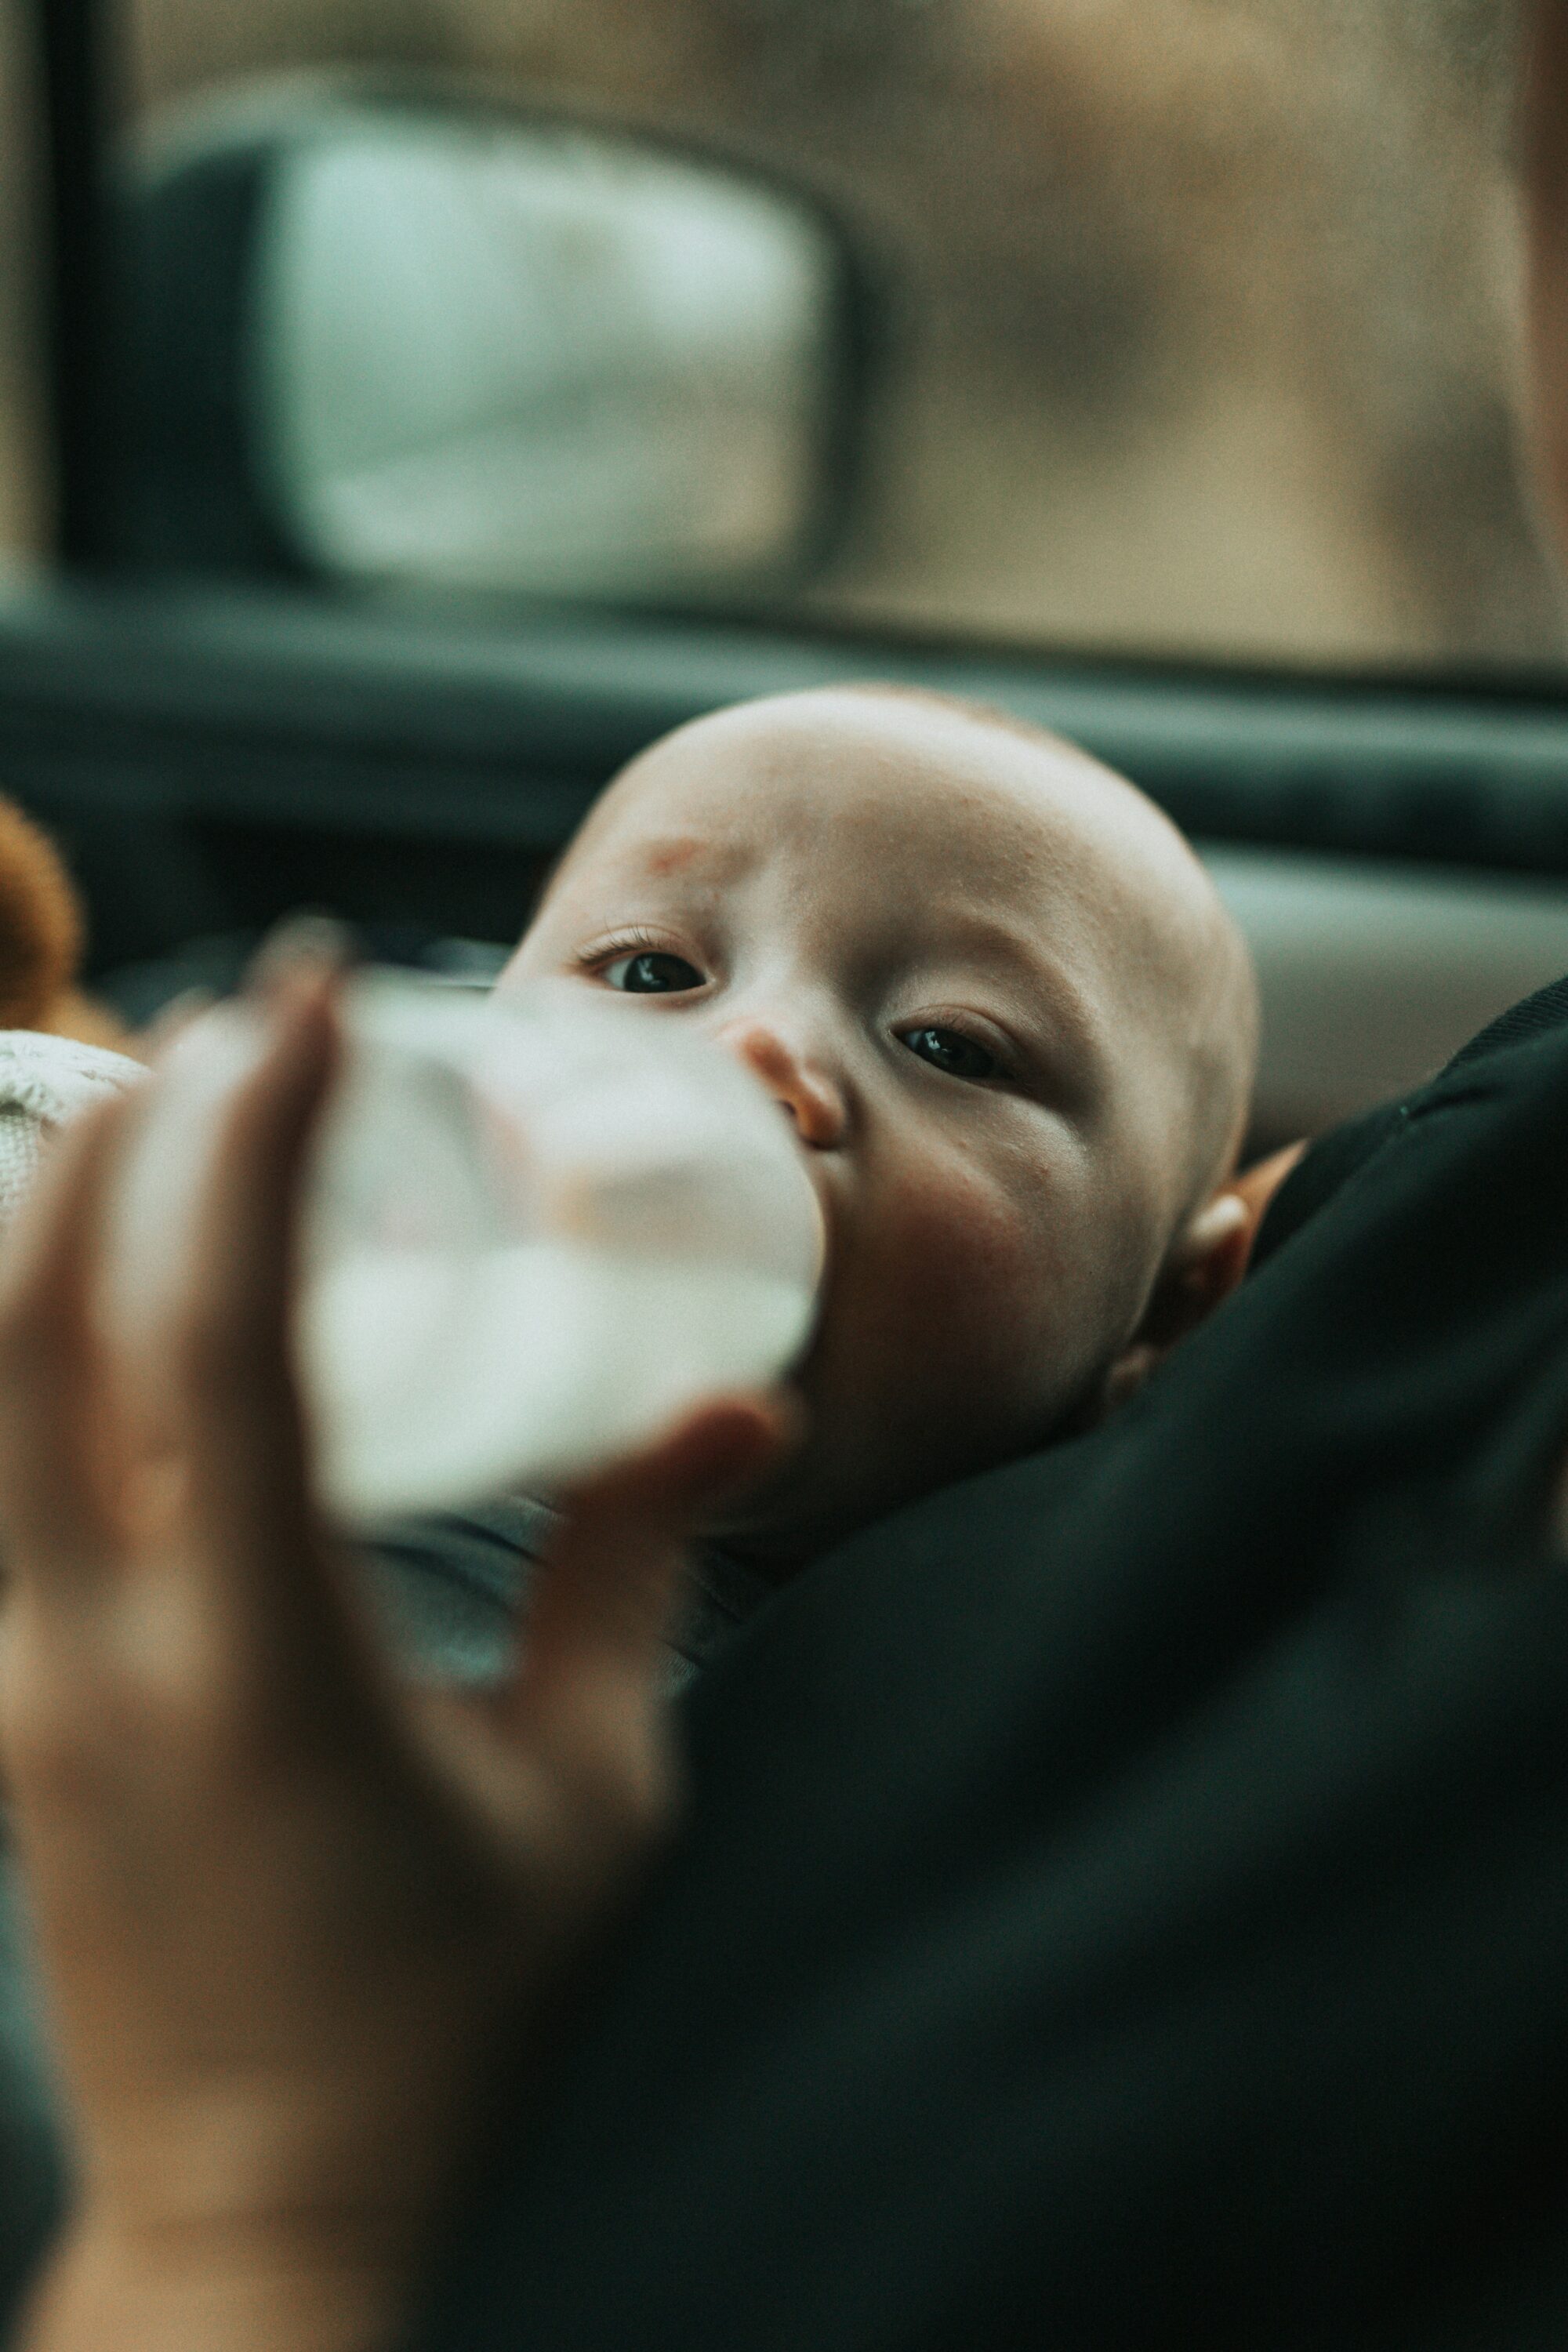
xmin=247 ymin=914 xmax=358 ymax=999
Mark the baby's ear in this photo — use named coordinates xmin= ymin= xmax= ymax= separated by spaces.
xmin=1099 ymin=1147 xmax=1305 ymax=1417
xmin=1136 ymin=1188 xmax=1256 ymax=1356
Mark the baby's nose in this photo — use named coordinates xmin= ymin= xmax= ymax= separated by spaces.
xmin=720 ymin=1022 xmax=848 ymax=1149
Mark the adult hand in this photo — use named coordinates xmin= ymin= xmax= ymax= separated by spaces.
xmin=0 ymin=960 xmax=786 ymax=2352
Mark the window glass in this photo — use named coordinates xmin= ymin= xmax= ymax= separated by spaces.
xmin=0 ymin=0 xmax=49 ymax=569
xmin=126 ymin=0 xmax=1556 ymax=675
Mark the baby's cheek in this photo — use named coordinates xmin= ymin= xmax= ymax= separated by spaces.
xmin=858 ymin=1163 xmax=1073 ymax=1400
xmin=785 ymin=1156 xmax=1099 ymax=1530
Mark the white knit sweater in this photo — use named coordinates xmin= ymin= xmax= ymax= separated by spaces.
xmin=0 ymin=1031 xmax=143 ymax=1234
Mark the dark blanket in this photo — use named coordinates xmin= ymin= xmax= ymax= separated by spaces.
xmin=401 ymin=975 xmax=1568 ymax=2352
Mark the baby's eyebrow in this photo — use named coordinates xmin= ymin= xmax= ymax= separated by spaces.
xmin=917 ymin=914 xmax=1105 ymax=1077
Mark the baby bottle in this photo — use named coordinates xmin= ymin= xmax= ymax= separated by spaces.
xmin=107 ymin=973 xmax=825 ymax=1523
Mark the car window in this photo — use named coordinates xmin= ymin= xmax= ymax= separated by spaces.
xmin=111 ymin=2 xmax=1561 ymax=677
xmin=0 ymin=0 xmax=48 ymax=572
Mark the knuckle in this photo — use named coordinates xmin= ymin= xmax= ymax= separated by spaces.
xmin=3 ymin=1640 xmax=264 ymax=1819
xmin=3 ymin=1584 xmax=224 ymax=1782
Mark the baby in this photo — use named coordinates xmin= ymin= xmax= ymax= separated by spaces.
xmin=496 ymin=681 xmax=1260 ymax=1573
xmin=298 ymin=680 xmax=1265 ymax=1685
xmin=0 ymin=680 xmax=1261 ymax=2352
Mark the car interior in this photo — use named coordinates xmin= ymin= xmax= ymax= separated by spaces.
xmin=9 ymin=9 xmax=1568 ymax=2343
xmin=4 ymin=1 xmax=1568 ymax=1149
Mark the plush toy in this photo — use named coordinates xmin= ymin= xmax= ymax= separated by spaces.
xmin=0 ymin=800 xmax=144 ymax=1234
xmin=0 ymin=801 xmax=140 ymax=1054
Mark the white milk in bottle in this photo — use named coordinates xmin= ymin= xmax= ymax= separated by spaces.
xmin=108 ymin=975 xmax=825 ymax=1523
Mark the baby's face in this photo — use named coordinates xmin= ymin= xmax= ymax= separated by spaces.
xmin=504 ymin=689 xmax=1243 ymax=1566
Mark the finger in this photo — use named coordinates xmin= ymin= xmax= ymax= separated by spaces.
xmin=514 ymin=1394 xmax=790 ymax=1730
xmin=0 ymin=1090 xmax=140 ymax=1592
xmin=169 ymin=967 xmax=358 ymax=1675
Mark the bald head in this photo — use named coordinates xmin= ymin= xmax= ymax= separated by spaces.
xmin=511 ymin=683 xmax=1260 ymax=1559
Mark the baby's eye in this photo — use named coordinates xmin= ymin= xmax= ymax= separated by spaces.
xmin=902 ymin=1025 xmax=999 ymax=1083
xmin=601 ymin=950 xmax=704 ymax=995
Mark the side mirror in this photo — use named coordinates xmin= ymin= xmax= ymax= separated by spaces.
xmin=118 ymin=85 xmax=869 ymax=606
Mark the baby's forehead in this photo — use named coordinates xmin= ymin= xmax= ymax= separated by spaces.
xmin=584 ymin=695 xmax=1138 ymax=890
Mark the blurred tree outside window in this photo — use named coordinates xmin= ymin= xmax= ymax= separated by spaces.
xmin=128 ymin=0 xmax=1568 ymax=675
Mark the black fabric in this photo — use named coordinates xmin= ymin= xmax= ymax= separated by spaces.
xmin=404 ymin=977 xmax=1568 ymax=2352
xmin=1248 ymin=1094 xmax=1406 ymax=1269
xmin=1252 ymin=970 xmax=1568 ymax=1271
xmin=1446 ymin=971 xmax=1568 ymax=1072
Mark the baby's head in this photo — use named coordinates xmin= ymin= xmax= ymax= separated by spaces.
xmin=503 ymin=686 xmax=1259 ymax=1567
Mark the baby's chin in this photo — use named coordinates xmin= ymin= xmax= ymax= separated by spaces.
xmin=695 ymin=1414 xmax=880 ymax=1584
xmin=695 ymin=1404 xmax=959 ymax=1584
xmin=695 ymin=1446 xmax=827 ymax=1584
xmin=699 ymin=1353 xmax=1121 ymax=1579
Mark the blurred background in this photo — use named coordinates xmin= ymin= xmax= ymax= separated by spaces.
xmin=0 ymin=2 xmax=1563 ymax=1152
xmin=0 ymin=0 xmax=1557 ymax=675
